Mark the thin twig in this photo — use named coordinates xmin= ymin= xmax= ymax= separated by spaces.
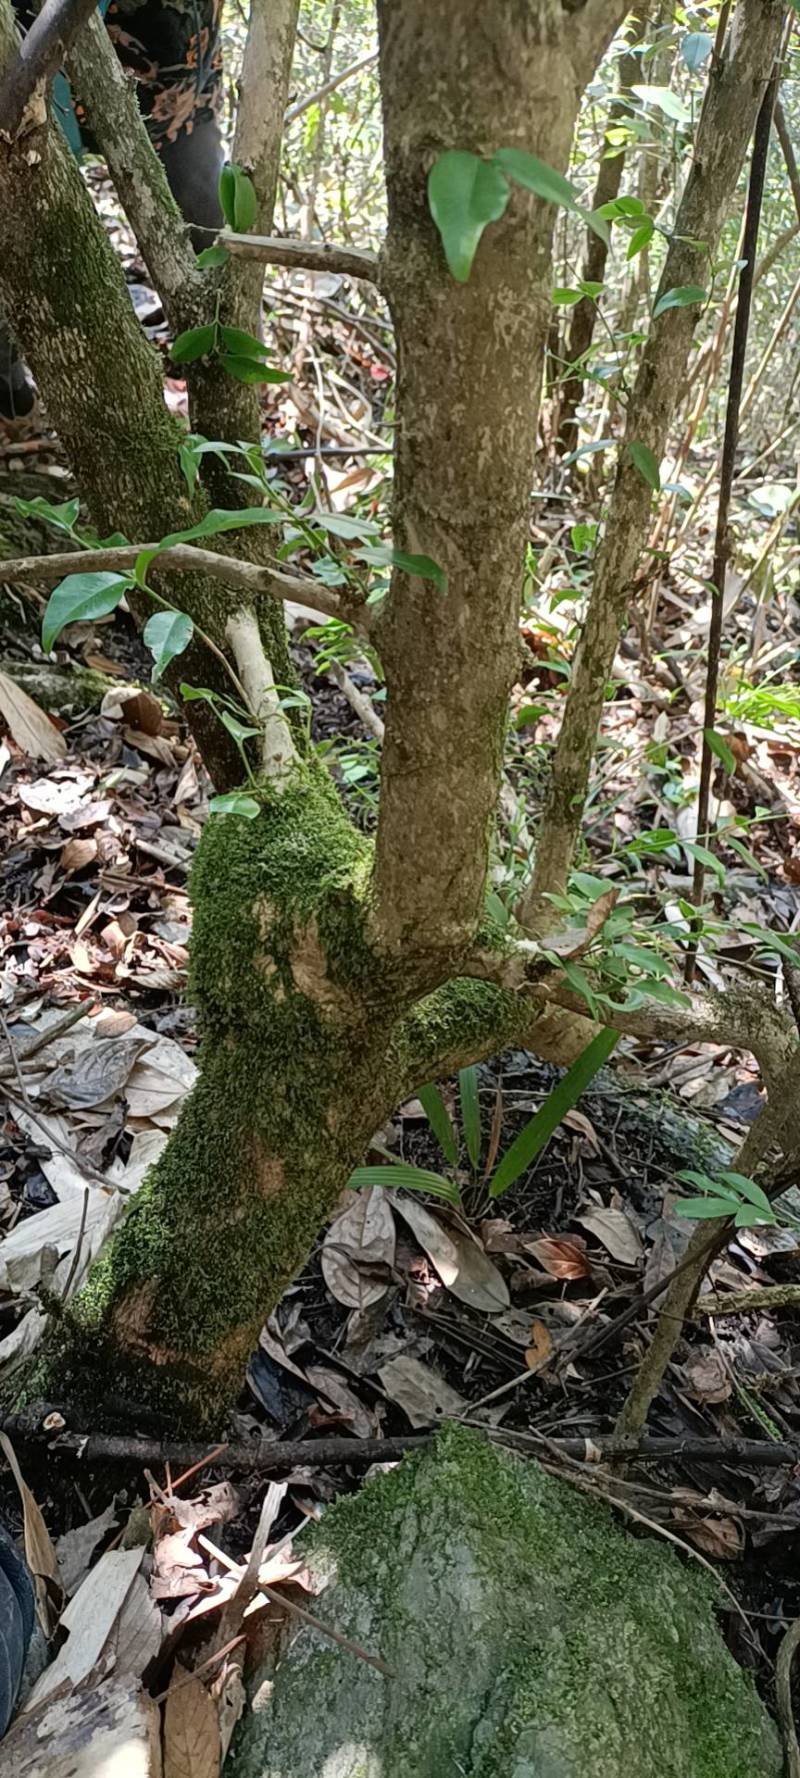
xmin=328 ymin=659 xmax=384 ymax=740
xmin=285 ymin=49 xmax=377 ymax=124
xmin=0 ymin=1002 xmax=92 ymax=1081
xmin=688 ymin=65 xmax=779 ymax=969
xmin=258 ymin=1582 xmax=392 ymax=1676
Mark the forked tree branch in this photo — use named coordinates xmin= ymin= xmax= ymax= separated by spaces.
xmin=225 ymin=607 xmax=298 ymax=779
xmin=1 ymin=543 xmax=370 ymax=630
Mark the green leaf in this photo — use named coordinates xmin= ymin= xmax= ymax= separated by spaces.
xmin=489 ymin=1028 xmax=619 ymax=1199
xmin=220 ymin=708 xmax=261 ymax=745
xmin=162 ymin=507 xmax=286 ymax=549
xmin=209 ymin=791 xmax=261 ymax=818
xmin=682 ymin=31 xmax=713 ymax=72
xmin=143 ymin=609 xmax=194 ymax=680
xmin=704 ymin=728 xmax=736 ymax=775
xmin=684 ymin=839 xmax=725 ymax=884
xmin=720 ymin=1171 xmax=774 ymax=1215
xmin=427 ymin=150 xmax=510 ymax=282
xmin=220 ymin=354 xmax=292 ymax=384
xmin=582 ymin=207 xmax=610 ymax=247
xmin=631 ymin=83 xmax=690 ymax=124
xmin=316 ymin=514 xmax=378 ymax=541
xmin=219 ymin=165 xmax=237 ymax=229
xmin=561 ymin=438 xmax=615 ymax=466
xmin=171 ymin=324 xmax=217 ymax=365
xmin=627 ymin=218 xmax=654 ymax=259
xmin=348 ymin=1163 xmax=460 ymax=1205
xmin=552 ymin=287 xmax=583 ymax=305
xmin=675 ymin=1195 xmax=740 ymax=1220
xmin=653 ymin=284 xmax=706 ymax=319
xmin=15 ymin=495 xmax=80 ymax=535
xmin=628 ymin=440 xmax=661 ymax=491
xmin=196 ymin=245 xmax=230 ymax=269
xmin=232 ymin=169 xmax=258 ymax=234
xmin=494 ymin=147 xmax=578 ymax=210
xmin=419 ymin=1084 xmax=458 ymax=1167
xmin=220 ymin=325 xmax=270 ymax=359
xmin=390 ymin=549 xmax=447 ymax=593
xmin=459 ymin=1066 xmax=481 ymax=1170
xmin=42 ymin=572 xmax=129 ymax=654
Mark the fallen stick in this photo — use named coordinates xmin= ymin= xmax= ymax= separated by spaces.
xmin=4 ymin=1421 xmax=799 ymax=1474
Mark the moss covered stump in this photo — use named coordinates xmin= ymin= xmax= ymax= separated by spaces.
xmin=228 ymin=1426 xmax=780 ymax=1778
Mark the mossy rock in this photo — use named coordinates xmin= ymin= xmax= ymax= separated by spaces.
xmin=228 ymin=1426 xmax=780 ymax=1778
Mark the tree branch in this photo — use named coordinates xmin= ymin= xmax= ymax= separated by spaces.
xmin=225 ymin=607 xmax=297 ymax=780
xmin=0 ymin=0 xmax=96 ymax=140
xmin=0 ymin=543 xmax=370 ymax=631
xmin=66 ymin=9 xmax=200 ymax=321
xmin=775 ymin=96 xmax=800 ymax=227
xmin=220 ymin=232 xmax=382 ymax=286
xmin=285 ymin=49 xmax=377 ymax=124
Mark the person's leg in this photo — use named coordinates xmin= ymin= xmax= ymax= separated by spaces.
xmin=159 ymin=114 xmax=224 ymax=250
xmin=0 ymin=319 xmax=35 ymax=421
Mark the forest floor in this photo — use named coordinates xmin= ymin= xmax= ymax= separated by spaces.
xmin=1 ymin=192 xmax=800 ymax=1755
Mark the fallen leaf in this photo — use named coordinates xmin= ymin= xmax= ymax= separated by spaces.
xmin=59 ymin=798 xmax=112 ymax=832
xmin=526 ymin=1234 xmax=591 ymax=1280
xmin=672 ymin=1511 xmax=742 ymax=1560
xmin=391 ymin=1194 xmax=509 ymax=1312
xmin=321 ymin=1187 xmax=396 ymax=1309
xmin=306 ymin=1365 xmax=379 ymax=1439
xmin=0 ymin=1434 xmax=62 ymax=1635
xmin=574 ymin=1206 xmax=643 ymax=1266
xmin=0 ymin=669 xmax=66 ymax=762
xmin=45 ymin=1037 xmax=147 ymax=1109
xmin=539 ymin=887 xmax=619 ymax=959
xmin=124 ymin=1038 xmax=197 ymax=1120
xmin=683 ymin=1348 xmax=732 ymax=1404
xmin=377 ymin=1354 xmax=467 ymax=1427
xmin=60 ymin=835 xmax=98 ymax=873
xmin=525 ymin=1320 xmax=553 ymax=1366
xmin=17 ymin=771 xmax=95 ymax=816
xmin=164 ymin=1665 xmax=221 ymax=1778
xmin=124 ymin=726 xmax=174 ymax=766
xmin=56 ymin=1501 xmax=119 ymax=1596
xmin=120 ymin=690 xmax=163 ymax=735
xmin=25 ymin=1547 xmax=162 ymax=1708
xmin=562 ymin=1109 xmax=600 ymax=1150
xmin=644 ymin=1220 xmax=677 ymax=1299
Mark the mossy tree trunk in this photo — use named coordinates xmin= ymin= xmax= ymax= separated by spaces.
xmin=2 ymin=0 xmax=661 ymax=1433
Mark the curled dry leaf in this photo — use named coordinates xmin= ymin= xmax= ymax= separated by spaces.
xmin=321 ymin=1187 xmax=396 ymax=1309
xmin=60 ymin=836 xmax=98 ymax=874
xmin=574 ymin=1206 xmax=643 ymax=1266
xmin=525 ymin=1320 xmax=553 ymax=1367
xmin=538 ymin=887 xmax=619 ymax=960
xmin=526 ymin=1234 xmax=591 ymax=1281
xmin=45 ymin=1038 xmax=148 ymax=1110
xmin=390 ymin=1194 xmax=509 ymax=1313
xmin=0 ymin=1433 xmax=62 ymax=1636
xmin=683 ymin=1348 xmax=732 ymax=1404
xmin=672 ymin=1511 xmax=743 ymax=1560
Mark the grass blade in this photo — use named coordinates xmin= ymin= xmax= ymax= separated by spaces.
xmin=488 ymin=1028 xmax=619 ymax=1200
xmin=459 ymin=1066 xmax=481 ymax=1169
xmin=418 ymin=1083 xmax=458 ymax=1166
xmin=349 ymin=1163 xmax=461 ymax=1206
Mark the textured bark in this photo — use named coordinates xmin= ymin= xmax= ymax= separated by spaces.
xmin=557 ymin=6 xmax=648 ymax=459
xmin=188 ymin=0 xmax=299 ymax=490
xmin=525 ymin=0 xmax=785 ymax=923
xmin=373 ymin=0 xmax=626 ymax=967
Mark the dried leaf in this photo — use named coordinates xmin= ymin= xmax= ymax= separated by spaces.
xmin=45 ymin=1038 xmax=147 ymax=1109
xmin=56 ymin=1501 xmax=119 ymax=1596
xmin=391 ymin=1194 xmax=509 ymax=1312
xmin=539 ymin=887 xmax=619 ymax=959
xmin=164 ymin=1665 xmax=221 ymax=1778
xmin=0 ymin=669 xmax=66 ymax=762
xmin=672 ymin=1512 xmax=742 ymax=1560
xmin=684 ymin=1348 xmax=732 ymax=1404
xmin=60 ymin=835 xmax=98 ymax=874
xmin=644 ymin=1220 xmax=677 ymax=1300
xmin=574 ymin=1206 xmax=643 ymax=1266
xmin=25 ymin=1547 xmax=162 ymax=1708
xmin=18 ymin=772 xmax=95 ymax=816
xmin=0 ymin=1433 xmax=61 ymax=1635
xmin=525 ymin=1320 xmax=553 ymax=1366
xmin=377 ymin=1354 xmax=467 ymax=1428
xmin=124 ymin=1038 xmax=197 ymax=1119
xmin=321 ymin=1187 xmax=396 ymax=1309
xmin=305 ymin=1365 xmax=379 ymax=1439
xmin=526 ymin=1234 xmax=591 ymax=1280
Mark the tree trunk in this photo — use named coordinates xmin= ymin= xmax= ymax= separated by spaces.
xmin=525 ymin=0 xmax=785 ymax=923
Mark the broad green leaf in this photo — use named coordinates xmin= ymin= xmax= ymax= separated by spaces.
xmin=419 ymin=1083 xmax=458 ymax=1167
xmin=196 ymin=245 xmax=230 ymax=269
xmin=162 ymin=507 xmax=286 ymax=550
xmin=653 ymin=283 xmax=706 ymax=319
xmin=582 ymin=207 xmax=611 ymax=246
xmin=631 ymin=83 xmax=690 ymax=124
xmin=552 ymin=287 xmax=583 ymax=305
xmin=704 ymin=728 xmax=736 ymax=775
xmin=427 ymin=150 xmax=510 ymax=282
xmin=220 ymin=708 xmax=261 ymax=745
xmin=220 ymin=325 xmax=270 ymax=359
xmin=675 ymin=1195 xmax=740 ymax=1220
xmin=390 ymin=549 xmax=447 ymax=593
xmin=232 ymin=168 xmax=258 ymax=233
xmin=636 ymin=979 xmax=689 ymax=1007
xmin=684 ymin=839 xmax=725 ymax=885
xmin=143 ymin=609 xmax=194 ymax=680
xmin=220 ymin=354 xmax=292 ymax=384
xmin=171 ymin=324 xmax=217 ymax=365
xmin=348 ymin=1163 xmax=460 ymax=1205
xmin=494 ymin=147 xmax=578 ymax=210
xmin=627 ymin=218 xmax=654 ymax=259
xmin=489 ymin=1028 xmax=619 ymax=1199
xmin=15 ymin=495 xmax=80 ymax=535
xmin=459 ymin=1066 xmax=481 ymax=1170
xmin=209 ymin=791 xmax=261 ymax=817
xmin=720 ymin=1171 xmax=774 ymax=1215
xmin=579 ymin=280 xmax=604 ymax=298
xmin=316 ymin=514 xmax=378 ymax=541
xmin=682 ymin=31 xmax=713 ymax=71
xmin=628 ymin=440 xmax=661 ymax=491
xmin=180 ymin=683 xmax=218 ymax=702
xmin=561 ymin=438 xmax=615 ymax=466
xmin=219 ymin=165 xmax=237 ymax=229
xmin=42 ymin=572 xmax=129 ymax=654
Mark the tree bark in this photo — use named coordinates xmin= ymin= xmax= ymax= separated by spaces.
xmin=372 ymin=0 xmax=625 ymax=969
xmin=524 ymin=0 xmax=785 ymax=924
